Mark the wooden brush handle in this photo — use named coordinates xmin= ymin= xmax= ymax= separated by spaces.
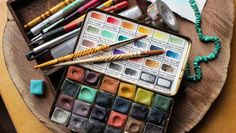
xmin=53 ymin=50 xmax=165 ymax=67
xmin=24 ymin=0 xmax=75 ymax=29
xmin=87 ymin=50 xmax=165 ymax=63
xmin=94 ymin=52 xmax=141 ymax=62
xmin=54 ymin=52 xmax=142 ymax=66
xmin=34 ymin=45 xmax=109 ymax=69
xmin=58 ymin=45 xmax=109 ymax=61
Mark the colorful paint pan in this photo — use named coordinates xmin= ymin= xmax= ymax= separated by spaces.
xmin=77 ymin=85 xmax=97 ymax=104
xmin=156 ymin=77 xmax=172 ymax=89
xmin=51 ymin=107 xmax=71 ymax=126
xmin=145 ymin=59 xmax=160 ymax=69
xmin=113 ymin=49 xmax=125 ymax=55
xmin=86 ymin=25 xmax=101 ymax=36
xmin=124 ymin=117 xmax=145 ymax=133
xmin=130 ymin=103 xmax=149 ymax=121
xmin=144 ymin=123 xmax=163 ymax=133
xmin=122 ymin=21 xmax=136 ymax=31
xmin=153 ymin=30 xmax=170 ymax=42
xmin=134 ymin=88 xmax=154 ymax=106
xmin=118 ymin=35 xmax=129 ymax=41
xmin=107 ymin=111 xmax=128 ymax=129
xmin=86 ymin=119 xmax=106 ymax=132
xmin=138 ymin=26 xmax=153 ymax=36
xmin=84 ymin=70 xmax=101 ymax=87
xmin=56 ymin=94 xmax=75 ymax=111
xmin=112 ymin=97 xmax=132 ymax=114
xmin=68 ymin=114 xmax=88 ymax=132
xmin=169 ymin=35 xmax=185 ymax=47
xmin=147 ymin=108 xmax=166 ymax=126
xmin=60 ymin=79 xmax=80 ymax=97
xmin=118 ymin=82 xmax=137 ymax=100
xmin=91 ymin=12 xmax=106 ymax=21
xmin=134 ymin=41 xmax=148 ymax=50
xmin=100 ymin=76 xmax=120 ymax=94
xmin=82 ymin=39 xmax=97 ymax=48
xmin=90 ymin=105 xmax=109 ymax=122
xmin=161 ymin=63 xmax=176 ymax=74
xmin=129 ymin=58 xmax=144 ymax=65
xmin=107 ymin=16 xmax=121 ymax=26
xmin=95 ymin=92 xmax=114 ymax=108
xmin=73 ymin=100 xmax=92 ymax=117
xmin=140 ymin=72 xmax=156 ymax=84
xmin=150 ymin=45 xmax=163 ymax=50
xmin=108 ymin=62 xmax=123 ymax=72
xmin=153 ymin=94 xmax=172 ymax=112
xmin=124 ymin=67 xmax=139 ymax=77
xmin=166 ymin=50 xmax=181 ymax=61
xmin=101 ymin=29 xmax=117 ymax=41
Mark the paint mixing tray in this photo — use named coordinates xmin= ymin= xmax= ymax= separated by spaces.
xmin=75 ymin=9 xmax=191 ymax=96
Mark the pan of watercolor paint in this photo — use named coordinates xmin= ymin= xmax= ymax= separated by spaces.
xmin=74 ymin=9 xmax=192 ymax=96
xmin=49 ymin=65 xmax=174 ymax=133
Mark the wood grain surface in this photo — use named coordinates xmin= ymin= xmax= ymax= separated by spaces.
xmin=0 ymin=0 xmax=51 ymax=133
xmin=0 ymin=0 xmax=235 ymax=133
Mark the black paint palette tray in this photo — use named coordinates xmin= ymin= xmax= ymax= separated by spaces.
xmin=49 ymin=65 xmax=174 ymax=133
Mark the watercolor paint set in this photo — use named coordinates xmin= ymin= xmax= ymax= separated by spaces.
xmin=75 ymin=9 xmax=191 ymax=96
xmin=49 ymin=9 xmax=191 ymax=132
xmin=49 ymin=65 xmax=174 ymax=133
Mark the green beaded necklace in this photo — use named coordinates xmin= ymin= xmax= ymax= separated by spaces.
xmin=184 ymin=0 xmax=221 ymax=82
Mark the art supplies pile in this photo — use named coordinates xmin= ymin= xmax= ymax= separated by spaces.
xmin=6 ymin=0 xmax=211 ymax=133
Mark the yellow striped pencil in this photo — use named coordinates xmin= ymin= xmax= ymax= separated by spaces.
xmin=24 ymin=0 xmax=75 ymax=29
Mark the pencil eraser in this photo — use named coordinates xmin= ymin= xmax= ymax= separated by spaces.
xmin=30 ymin=80 xmax=44 ymax=95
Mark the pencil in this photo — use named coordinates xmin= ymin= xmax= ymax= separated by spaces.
xmin=24 ymin=0 xmax=75 ymax=29
xmin=34 ymin=35 xmax=146 ymax=69
xmin=30 ymin=1 xmax=129 ymax=45
xmin=68 ymin=1 xmax=128 ymax=25
xmin=45 ymin=0 xmax=124 ymax=33
xmin=41 ymin=0 xmax=113 ymax=35
xmin=52 ymin=50 xmax=165 ymax=67
xmin=27 ymin=0 xmax=88 ymax=38
xmin=26 ymin=28 xmax=80 ymax=61
xmin=61 ymin=0 xmax=103 ymax=25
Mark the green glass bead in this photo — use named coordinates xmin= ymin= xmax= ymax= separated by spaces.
xmin=196 ymin=75 xmax=201 ymax=80
xmin=202 ymin=56 xmax=208 ymax=62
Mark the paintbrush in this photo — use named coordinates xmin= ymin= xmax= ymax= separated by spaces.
xmin=52 ymin=50 xmax=165 ymax=67
xmin=34 ymin=35 xmax=147 ymax=69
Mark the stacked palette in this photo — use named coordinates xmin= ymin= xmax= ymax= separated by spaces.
xmin=75 ymin=10 xmax=191 ymax=96
xmin=50 ymin=66 xmax=173 ymax=133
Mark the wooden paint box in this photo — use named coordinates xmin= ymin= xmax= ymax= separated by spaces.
xmin=7 ymin=0 xmax=76 ymax=89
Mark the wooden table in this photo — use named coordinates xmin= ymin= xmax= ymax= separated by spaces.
xmin=0 ymin=0 xmax=236 ymax=133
